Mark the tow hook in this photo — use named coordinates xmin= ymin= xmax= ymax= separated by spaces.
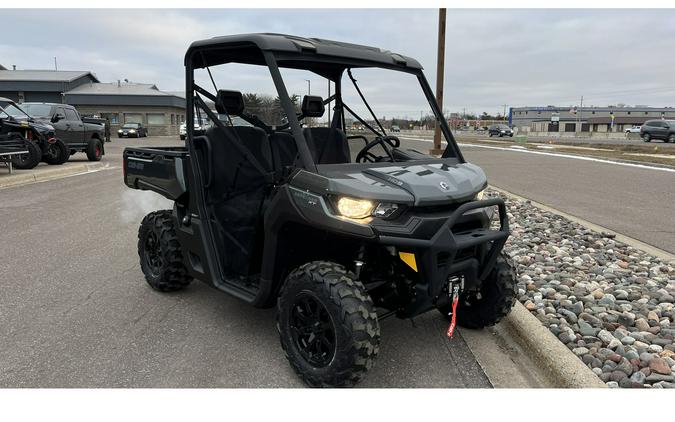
xmin=446 ymin=275 xmax=464 ymax=339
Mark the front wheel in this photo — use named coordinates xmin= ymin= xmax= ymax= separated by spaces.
xmin=137 ymin=210 xmax=193 ymax=292
xmin=11 ymin=138 xmax=42 ymax=169
xmin=668 ymin=134 xmax=675 ymax=143
xmin=277 ymin=261 xmax=380 ymax=387
xmin=43 ymin=139 xmax=69 ymax=165
xmin=643 ymin=133 xmax=651 ymax=142
xmin=439 ymin=252 xmax=517 ymax=329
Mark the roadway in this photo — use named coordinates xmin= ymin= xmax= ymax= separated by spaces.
xmin=400 ymin=136 xmax=675 ymax=254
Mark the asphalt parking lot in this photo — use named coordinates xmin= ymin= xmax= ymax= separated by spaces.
xmin=0 ymin=136 xmax=545 ymax=388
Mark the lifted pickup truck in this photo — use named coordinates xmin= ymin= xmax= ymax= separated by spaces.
xmin=20 ymin=102 xmax=106 ymax=161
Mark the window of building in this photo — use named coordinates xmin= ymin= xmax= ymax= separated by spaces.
xmin=645 ymin=111 xmax=648 ymax=115
xmin=547 ymin=122 xmax=558 ymax=132
xmin=125 ymin=113 xmax=143 ymax=124
xmin=170 ymin=114 xmax=175 ymax=125
xmin=592 ymin=124 xmax=598 ymax=132
xmin=591 ymin=111 xmax=595 ymax=114
xmin=525 ymin=111 xmax=528 ymax=115
xmin=147 ymin=113 xmax=166 ymax=125
xmin=564 ymin=123 xmax=576 ymax=132
xmin=627 ymin=111 xmax=631 ymax=115
xmin=100 ymin=113 xmax=119 ymax=124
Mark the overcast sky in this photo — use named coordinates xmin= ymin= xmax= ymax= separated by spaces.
xmin=2 ymin=8 xmax=675 ymax=117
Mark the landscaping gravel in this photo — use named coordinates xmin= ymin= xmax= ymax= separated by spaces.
xmin=493 ymin=190 xmax=675 ymax=388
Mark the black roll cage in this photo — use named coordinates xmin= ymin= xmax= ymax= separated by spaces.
xmin=184 ymin=43 xmax=465 ymax=176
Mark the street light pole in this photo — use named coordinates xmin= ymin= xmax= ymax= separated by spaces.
xmin=431 ymin=8 xmax=446 ymax=155
xmin=305 ymin=79 xmax=311 ymax=96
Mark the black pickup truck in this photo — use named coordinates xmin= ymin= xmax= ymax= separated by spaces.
xmin=20 ymin=103 xmax=106 ymax=161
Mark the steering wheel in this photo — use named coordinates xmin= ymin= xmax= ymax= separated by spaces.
xmin=355 ymin=135 xmax=401 ymax=163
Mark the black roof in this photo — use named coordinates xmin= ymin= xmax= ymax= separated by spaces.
xmin=185 ymin=33 xmax=422 ymax=77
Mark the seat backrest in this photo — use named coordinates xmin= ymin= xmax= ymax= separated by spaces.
xmin=269 ymin=131 xmax=298 ymax=171
xmin=302 ymin=127 xmax=350 ymax=165
xmin=202 ymin=125 xmax=272 ymax=201
xmin=206 ymin=125 xmax=272 ymax=172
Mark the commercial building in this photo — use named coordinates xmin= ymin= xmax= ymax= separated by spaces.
xmin=509 ymin=106 xmax=675 ymax=134
xmin=0 ymin=66 xmax=185 ymax=136
xmin=64 ymin=82 xmax=185 ymax=136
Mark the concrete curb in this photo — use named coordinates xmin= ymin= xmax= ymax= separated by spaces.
xmin=0 ymin=162 xmax=106 ymax=190
xmin=503 ymin=302 xmax=607 ymax=388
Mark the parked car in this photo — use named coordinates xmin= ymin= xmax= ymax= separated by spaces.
xmin=391 ymin=125 xmax=401 ymax=132
xmin=118 ymin=122 xmax=148 ymax=138
xmin=625 ymin=126 xmax=641 ymax=134
xmin=179 ymin=118 xmax=211 ymax=140
xmin=488 ymin=124 xmax=514 ymax=137
xmin=20 ymin=102 xmax=106 ymax=161
xmin=0 ymin=98 xmax=70 ymax=167
xmin=640 ymin=120 xmax=675 ymax=143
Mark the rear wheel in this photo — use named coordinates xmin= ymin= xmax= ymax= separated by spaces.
xmin=43 ymin=139 xmax=69 ymax=165
xmin=137 ymin=210 xmax=192 ymax=292
xmin=11 ymin=138 xmax=42 ymax=169
xmin=439 ymin=252 xmax=517 ymax=329
xmin=643 ymin=133 xmax=651 ymax=142
xmin=277 ymin=261 xmax=380 ymax=387
xmin=668 ymin=134 xmax=675 ymax=143
xmin=86 ymin=138 xmax=103 ymax=161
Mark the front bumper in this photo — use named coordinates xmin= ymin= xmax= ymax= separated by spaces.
xmin=374 ymin=197 xmax=510 ymax=316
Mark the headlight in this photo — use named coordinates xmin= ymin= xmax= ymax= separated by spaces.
xmin=117 ymin=129 xmax=122 ymax=133
xmin=129 ymin=129 xmax=136 ymax=133
xmin=336 ymin=197 xmax=375 ymax=219
xmin=475 ymin=188 xmax=487 ymax=201
xmin=500 ymin=130 xmax=505 ymax=133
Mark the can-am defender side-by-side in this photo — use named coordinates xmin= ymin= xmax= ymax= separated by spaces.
xmin=123 ymin=34 xmax=517 ymax=387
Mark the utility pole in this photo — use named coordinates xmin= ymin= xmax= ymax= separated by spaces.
xmin=431 ymin=8 xmax=446 ymax=155
xmin=579 ymin=95 xmax=583 ymax=132
xmin=305 ymin=79 xmax=311 ymax=96
xmin=502 ymin=104 xmax=507 ymax=121
xmin=54 ymin=57 xmax=58 ymax=71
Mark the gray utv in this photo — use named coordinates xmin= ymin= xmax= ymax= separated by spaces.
xmin=123 ymin=33 xmax=517 ymax=387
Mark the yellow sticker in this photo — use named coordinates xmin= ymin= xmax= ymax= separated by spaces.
xmin=399 ymin=252 xmax=418 ymax=272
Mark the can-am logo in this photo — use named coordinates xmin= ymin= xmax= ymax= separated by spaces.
xmin=439 ymin=181 xmax=450 ymax=191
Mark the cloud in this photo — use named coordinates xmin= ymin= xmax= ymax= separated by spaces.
xmin=2 ymin=8 xmax=675 ymax=116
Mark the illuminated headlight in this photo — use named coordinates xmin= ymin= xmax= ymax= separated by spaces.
xmin=117 ymin=129 xmax=122 ymax=133
xmin=500 ymin=130 xmax=505 ymax=133
xmin=475 ymin=188 xmax=487 ymax=201
xmin=129 ymin=129 xmax=136 ymax=133
xmin=336 ymin=197 xmax=375 ymax=219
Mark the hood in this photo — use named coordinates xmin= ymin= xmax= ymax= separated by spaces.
xmin=316 ymin=160 xmax=487 ymax=207
xmin=8 ymin=116 xmax=55 ymax=136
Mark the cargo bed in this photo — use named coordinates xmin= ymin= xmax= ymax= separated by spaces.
xmin=123 ymin=146 xmax=190 ymax=200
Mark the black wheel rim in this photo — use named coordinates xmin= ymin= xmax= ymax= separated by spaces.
xmin=46 ymin=144 xmax=57 ymax=159
xmin=144 ymin=231 xmax=162 ymax=276
xmin=289 ymin=293 xmax=336 ymax=368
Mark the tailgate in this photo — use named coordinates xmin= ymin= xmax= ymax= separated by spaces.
xmin=123 ymin=146 xmax=189 ymax=200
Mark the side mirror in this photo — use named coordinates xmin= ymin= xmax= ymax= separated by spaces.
xmin=51 ymin=114 xmax=64 ymax=123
